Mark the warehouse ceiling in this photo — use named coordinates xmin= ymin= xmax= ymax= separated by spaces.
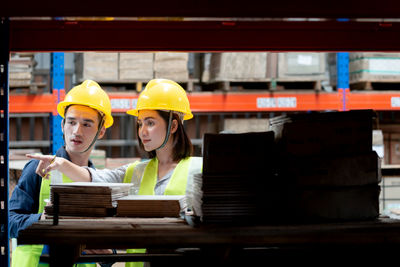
xmin=3 ymin=0 xmax=400 ymax=51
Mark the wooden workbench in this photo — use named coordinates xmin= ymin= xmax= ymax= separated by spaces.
xmin=17 ymin=217 xmax=400 ymax=266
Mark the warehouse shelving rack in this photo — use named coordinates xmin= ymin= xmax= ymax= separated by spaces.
xmin=3 ymin=1 xmax=400 ymax=266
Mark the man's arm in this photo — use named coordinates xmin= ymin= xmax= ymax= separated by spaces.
xmin=9 ymin=160 xmax=43 ymax=238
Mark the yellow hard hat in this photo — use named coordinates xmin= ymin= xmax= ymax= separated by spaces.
xmin=57 ymin=80 xmax=114 ymax=128
xmin=127 ymin=79 xmax=193 ymax=120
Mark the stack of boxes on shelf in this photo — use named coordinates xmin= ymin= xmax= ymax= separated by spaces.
xmin=271 ymin=110 xmax=380 ymax=222
xmin=350 ymin=52 xmax=400 ymax=89
xmin=9 ymin=53 xmax=34 ymax=89
xmin=187 ymin=109 xmax=381 ymax=225
xmin=75 ymin=52 xmax=189 ymax=84
xmin=203 ymin=52 xmax=327 ymax=90
xmin=196 ymin=131 xmax=278 ymax=224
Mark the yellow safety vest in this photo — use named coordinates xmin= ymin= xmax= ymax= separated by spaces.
xmin=12 ymin=171 xmax=95 ymax=267
xmin=123 ymin=157 xmax=202 ymax=267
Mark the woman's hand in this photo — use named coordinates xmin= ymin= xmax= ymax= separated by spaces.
xmin=26 ymin=154 xmax=64 ymax=179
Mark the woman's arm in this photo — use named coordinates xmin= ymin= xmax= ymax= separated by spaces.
xmin=26 ymin=154 xmax=91 ymax=182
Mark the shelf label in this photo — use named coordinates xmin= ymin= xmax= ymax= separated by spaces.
xmin=391 ymin=97 xmax=400 ymax=108
xmin=257 ymin=97 xmax=297 ymax=108
xmin=111 ymin=98 xmax=138 ymax=110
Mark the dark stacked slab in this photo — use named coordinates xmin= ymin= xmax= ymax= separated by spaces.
xmin=273 ymin=110 xmax=381 ymax=222
xmin=194 ymin=109 xmax=380 ymax=225
xmin=200 ymin=131 xmax=282 ymax=224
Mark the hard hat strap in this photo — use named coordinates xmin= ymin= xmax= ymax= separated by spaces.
xmin=156 ymin=111 xmax=173 ymax=151
xmin=79 ymin=116 xmax=105 ymax=154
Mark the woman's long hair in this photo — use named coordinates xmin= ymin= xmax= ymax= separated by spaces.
xmin=137 ymin=110 xmax=193 ymax=161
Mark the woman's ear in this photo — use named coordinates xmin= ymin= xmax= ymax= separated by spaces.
xmin=170 ymin=119 xmax=178 ymax=134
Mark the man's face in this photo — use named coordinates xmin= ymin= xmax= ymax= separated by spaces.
xmin=62 ymin=105 xmax=104 ymax=154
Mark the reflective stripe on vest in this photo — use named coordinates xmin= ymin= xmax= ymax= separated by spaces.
xmin=138 ymin=157 xmax=191 ymax=195
xmin=13 ymin=170 xmax=96 ymax=267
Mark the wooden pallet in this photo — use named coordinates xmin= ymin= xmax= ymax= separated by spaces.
xmin=89 ymin=79 xmax=199 ymax=92
xmin=350 ymin=81 xmax=400 ymax=90
xmin=204 ymin=79 xmax=322 ymax=91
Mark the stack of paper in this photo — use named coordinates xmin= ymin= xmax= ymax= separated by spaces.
xmin=196 ymin=131 xmax=279 ymax=224
xmin=46 ymin=182 xmax=132 ymax=217
xmin=116 ymin=195 xmax=184 ymax=218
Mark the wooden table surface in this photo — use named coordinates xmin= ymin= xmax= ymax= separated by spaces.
xmin=17 ymin=217 xmax=400 ymax=266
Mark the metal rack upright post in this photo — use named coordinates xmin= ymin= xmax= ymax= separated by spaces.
xmin=0 ymin=17 xmax=10 ymax=267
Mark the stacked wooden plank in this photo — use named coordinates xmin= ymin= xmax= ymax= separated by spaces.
xmin=116 ymin=195 xmax=184 ymax=217
xmin=197 ymin=131 xmax=279 ymax=224
xmin=271 ymin=109 xmax=381 ymax=222
xmin=9 ymin=53 xmax=34 ymax=88
xmin=46 ymin=182 xmax=132 ymax=217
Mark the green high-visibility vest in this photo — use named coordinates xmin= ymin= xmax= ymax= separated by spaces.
xmin=12 ymin=171 xmax=95 ymax=267
xmin=123 ymin=157 xmax=202 ymax=267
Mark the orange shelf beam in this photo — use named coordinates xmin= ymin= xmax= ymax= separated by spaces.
xmin=347 ymin=91 xmax=400 ymax=110
xmin=10 ymin=91 xmax=400 ymax=114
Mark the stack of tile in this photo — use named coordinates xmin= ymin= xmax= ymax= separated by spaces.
xmin=9 ymin=53 xmax=34 ymax=88
xmin=46 ymin=182 xmax=132 ymax=217
xmin=198 ymin=131 xmax=280 ymax=224
xmin=272 ymin=109 xmax=381 ymax=222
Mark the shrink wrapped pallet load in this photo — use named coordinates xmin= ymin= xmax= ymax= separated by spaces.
xmin=349 ymin=52 xmax=400 ymax=87
xmin=119 ymin=52 xmax=154 ymax=81
xmin=208 ymin=52 xmax=268 ymax=82
xmin=277 ymin=52 xmax=326 ymax=80
xmin=154 ymin=52 xmax=189 ymax=82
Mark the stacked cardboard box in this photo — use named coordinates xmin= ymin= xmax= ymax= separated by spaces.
xmin=194 ymin=131 xmax=279 ymax=224
xmin=189 ymin=110 xmax=380 ymax=225
xmin=272 ymin=109 xmax=380 ymax=222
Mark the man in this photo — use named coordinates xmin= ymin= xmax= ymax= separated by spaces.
xmin=9 ymin=80 xmax=113 ymax=267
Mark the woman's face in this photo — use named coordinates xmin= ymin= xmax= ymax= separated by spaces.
xmin=137 ymin=110 xmax=167 ymax=151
